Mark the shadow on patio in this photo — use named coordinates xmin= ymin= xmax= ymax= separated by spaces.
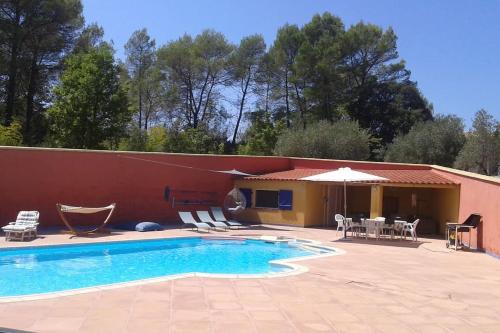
xmin=332 ymin=237 xmax=430 ymax=248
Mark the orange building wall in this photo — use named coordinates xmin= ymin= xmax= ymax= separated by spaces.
xmin=434 ymin=169 xmax=500 ymax=254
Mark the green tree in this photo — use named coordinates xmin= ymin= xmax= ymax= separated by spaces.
xmin=125 ymin=28 xmax=156 ymax=129
xmin=238 ymin=111 xmax=285 ymax=155
xmin=253 ymin=53 xmax=280 ymax=115
xmin=384 ymin=115 xmax=465 ymax=166
xmin=271 ymin=24 xmax=304 ymax=127
xmin=229 ymin=34 xmax=266 ymax=144
xmin=157 ymin=30 xmax=233 ymax=129
xmin=48 ymin=46 xmax=130 ymax=149
xmin=72 ymin=23 xmax=105 ymax=54
xmin=339 ymin=23 xmax=433 ymax=152
xmin=274 ymin=119 xmax=371 ymax=160
xmin=454 ymin=110 xmax=500 ymax=175
xmin=295 ymin=12 xmax=345 ymax=125
xmin=265 ymin=13 xmax=432 ymax=158
xmin=0 ymin=0 xmax=83 ymax=143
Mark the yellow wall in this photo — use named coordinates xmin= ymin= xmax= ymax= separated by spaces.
xmin=433 ymin=187 xmax=460 ymax=235
xmin=347 ymin=186 xmax=371 ymax=216
xmin=304 ymin=182 xmax=326 ymax=227
xmin=234 ymin=180 xmax=326 ymax=227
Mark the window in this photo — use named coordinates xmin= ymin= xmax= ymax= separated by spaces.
xmin=254 ymin=189 xmax=294 ymax=210
xmin=255 ymin=190 xmax=279 ymax=209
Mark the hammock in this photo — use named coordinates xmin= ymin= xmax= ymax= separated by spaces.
xmin=56 ymin=203 xmax=116 ymax=236
xmin=223 ymin=188 xmax=247 ymax=215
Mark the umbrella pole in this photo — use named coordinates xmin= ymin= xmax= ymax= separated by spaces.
xmin=343 ymin=180 xmax=348 ymax=239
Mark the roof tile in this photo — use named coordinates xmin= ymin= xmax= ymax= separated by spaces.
xmin=245 ymin=168 xmax=458 ymax=185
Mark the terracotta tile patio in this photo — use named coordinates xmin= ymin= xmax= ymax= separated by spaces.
xmin=1 ymin=226 xmax=500 ymax=332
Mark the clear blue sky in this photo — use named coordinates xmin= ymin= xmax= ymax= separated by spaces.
xmin=83 ymin=0 xmax=500 ymax=127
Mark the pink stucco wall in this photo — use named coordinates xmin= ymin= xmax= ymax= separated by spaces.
xmin=0 ymin=148 xmax=290 ymax=227
xmin=1 ymin=147 xmax=499 ymax=255
xmin=434 ymin=169 xmax=500 ymax=254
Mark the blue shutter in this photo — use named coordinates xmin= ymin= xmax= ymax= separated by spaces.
xmin=239 ymin=188 xmax=252 ymax=208
xmin=279 ymin=190 xmax=293 ymax=210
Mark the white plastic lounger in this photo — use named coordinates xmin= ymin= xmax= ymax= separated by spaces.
xmin=2 ymin=211 xmax=39 ymax=241
xmin=196 ymin=211 xmax=229 ymax=231
xmin=210 ymin=207 xmax=243 ymax=228
xmin=178 ymin=212 xmax=211 ymax=232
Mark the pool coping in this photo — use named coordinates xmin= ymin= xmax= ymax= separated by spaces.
xmin=0 ymin=235 xmax=345 ymax=303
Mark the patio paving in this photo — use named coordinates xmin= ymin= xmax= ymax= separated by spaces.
xmin=1 ymin=225 xmax=500 ymax=332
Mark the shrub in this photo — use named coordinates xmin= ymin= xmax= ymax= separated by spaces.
xmin=274 ymin=120 xmax=371 ymax=160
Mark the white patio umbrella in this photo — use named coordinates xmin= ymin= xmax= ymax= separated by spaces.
xmin=301 ymin=167 xmax=388 ymax=238
xmin=215 ymin=169 xmax=254 ymax=176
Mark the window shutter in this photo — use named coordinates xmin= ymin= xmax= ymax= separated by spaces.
xmin=278 ymin=190 xmax=293 ymax=210
xmin=239 ymin=188 xmax=253 ymax=208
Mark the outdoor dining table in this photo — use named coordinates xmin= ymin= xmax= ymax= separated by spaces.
xmin=345 ymin=218 xmax=408 ymax=240
xmin=363 ymin=219 xmax=386 ymax=239
xmin=345 ymin=218 xmax=364 ymax=238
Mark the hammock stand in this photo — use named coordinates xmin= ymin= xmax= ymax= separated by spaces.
xmin=56 ymin=203 xmax=116 ymax=237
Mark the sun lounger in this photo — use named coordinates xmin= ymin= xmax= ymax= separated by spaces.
xmin=210 ymin=207 xmax=243 ymax=228
xmin=2 ymin=211 xmax=40 ymax=241
xmin=196 ymin=211 xmax=229 ymax=231
xmin=178 ymin=212 xmax=211 ymax=232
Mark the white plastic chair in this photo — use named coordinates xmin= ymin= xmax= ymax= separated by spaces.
xmin=334 ymin=214 xmax=346 ymax=234
xmin=402 ymin=219 xmax=420 ymax=241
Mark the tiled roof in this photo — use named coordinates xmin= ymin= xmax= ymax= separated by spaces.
xmin=360 ymin=169 xmax=458 ymax=185
xmin=245 ymin=168 xmax=458 ymax=185
xmin=245 ymin=169 xmax=329 ymax=181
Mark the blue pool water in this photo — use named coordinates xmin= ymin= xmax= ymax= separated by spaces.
xmin=0 ymin=237 xmax=316 ymax=297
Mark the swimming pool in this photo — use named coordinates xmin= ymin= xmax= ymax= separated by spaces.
xmin=0 ymin=237 xmax=330 ymax=298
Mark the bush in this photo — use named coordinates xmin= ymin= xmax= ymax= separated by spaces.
xmin=0 ymin=121 xmax=23 ymax=146
xmin=385 ymin=115 xmax=465 ymax=166
xmin=238 ymin=112 xmax=285 ymax=156
xmin=165 ymin=127 xmax=226 ymax=154
xmin=146 ymin=127 xmax=169 ymax=152
xmin=274 ymin=120 xmax=371 ymax=160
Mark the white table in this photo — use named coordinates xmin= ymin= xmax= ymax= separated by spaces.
xmin=364 ymin=219 xmax=386 ymax=239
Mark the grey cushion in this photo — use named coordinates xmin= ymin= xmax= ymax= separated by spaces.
xmin=135 ymin=222 xmax=163 ymax=232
